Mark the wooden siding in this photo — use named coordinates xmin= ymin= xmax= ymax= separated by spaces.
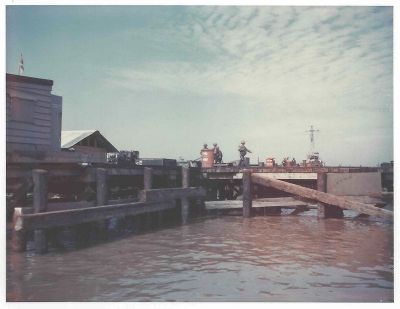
xmin=6 ymin=136 xmax=51 ymax=145
xmin=6 ymin=78 xmax=62 ymax=152
xmin=6 ymin=129 xmax=51 ymax=140
xmin=6 ymin=94 xmax=11 ymax=122
xmin=51 ymin=95 xmax=62 ymax=151
xmin=7 ymin=88 xmax=54 ymax=103
xmin=7 ymin=122 xmax=51 ymax=133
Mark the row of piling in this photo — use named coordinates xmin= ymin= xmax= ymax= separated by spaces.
xmin=11 ymin=168 xmax=392 ymax=254
xmin=11 ymin=166 xmax=203 ymax=254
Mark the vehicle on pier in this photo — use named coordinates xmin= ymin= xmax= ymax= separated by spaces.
xmin=107 ymin=150 xmax=139 ymax=167
xmin=306 ymin=152 xmax=324 ymax=167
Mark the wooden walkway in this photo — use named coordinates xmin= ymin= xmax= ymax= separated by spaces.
xmin=201 ymin=166 xmax=380 ymax=180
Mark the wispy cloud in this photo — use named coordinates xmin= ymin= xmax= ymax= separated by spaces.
xmin=102 ymin=6 xmax=392 ymax=164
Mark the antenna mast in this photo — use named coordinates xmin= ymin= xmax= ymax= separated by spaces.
xmin=305 ymin=125 xmax=319 ymax=153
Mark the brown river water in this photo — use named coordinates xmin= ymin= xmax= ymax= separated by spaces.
xmin=6 ymin=212 xmax=393 ymax=302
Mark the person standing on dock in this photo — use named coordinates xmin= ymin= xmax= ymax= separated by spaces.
xmin=213 ymin=143 xmax=223 ymax=164
xmin=200 ymin=143 xmax=208 ymax=155
xmin=238 ymin=140 xmax=251 ymax=167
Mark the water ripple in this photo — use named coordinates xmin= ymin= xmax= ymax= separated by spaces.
xmin=7 ymin=215 xmax=393 ymax=302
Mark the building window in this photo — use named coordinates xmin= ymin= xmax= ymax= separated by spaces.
xmin=11 ymin=97 xmax=35 ymax=124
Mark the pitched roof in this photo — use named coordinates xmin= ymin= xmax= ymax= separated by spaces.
xmin=61 ymin=130 xmax=118 ymax=152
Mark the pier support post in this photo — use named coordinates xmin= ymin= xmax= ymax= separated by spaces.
xmin=144 ymin=167 xmax=153 ymax=191
xmin=143 ymin=167 xmax=155 ymax=229
xmin=96 ymin=168 xmax=108 ymax=205
xmin=317 ymin=172 xmax=343 ymax=219
xmin=243 ymin=171 xmax=253 ymax=218
xmin=33 ymin=169 xmax=48 ymax=254
xmin=181 ymin=167 xmax=190 ymax=224
xmin=96 ymin=168 xmax=109 ymax=238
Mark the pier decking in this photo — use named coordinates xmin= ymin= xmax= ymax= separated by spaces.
xmin=201 ymin=165 xmax=380 ymax=180
xmin=7 ymin=161 xmax=393 ymax=254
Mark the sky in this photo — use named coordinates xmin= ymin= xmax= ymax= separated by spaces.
xmin=6 ymin=5 xmax=393 ymax=166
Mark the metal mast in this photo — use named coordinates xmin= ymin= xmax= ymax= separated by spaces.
xmin=305 ymin=125 xmax=319 ymax=153
xmin=18 ymin=53 xmax=24 ymax=75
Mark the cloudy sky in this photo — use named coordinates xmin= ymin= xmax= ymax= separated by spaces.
xmin=6 ymin=5 xmax=393 ymax=165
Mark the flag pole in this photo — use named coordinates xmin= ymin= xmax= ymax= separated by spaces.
xmin=19 ymin=53 xmax=24 ymax=75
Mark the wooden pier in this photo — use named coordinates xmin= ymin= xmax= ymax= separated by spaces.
xmin=240 ymin=171 xmax=393 ymax=220
xmin=11 ymin=166 xmax=205 ymax=254
xmin=200 ymin=165 xmax=392 ymax=220
xmin=201 ymin=165 xmax=380 ymax=180
xmin=6 ymin=73 xmax=394 ymax=257
xmin=8 ymin=162 xmax=393 ymax=254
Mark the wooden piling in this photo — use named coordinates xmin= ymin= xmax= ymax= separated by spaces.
xmin=144 ymin=167 xmax=153 ymax=190
xmin=181 ymin=167 xmax=190 ymax=224
xmin=96 ymin=168 xmax=108 ymax=206
xmin=317 ymin=172 xmax=327 ymax=218
xmin=143 ymin=167 xmax=154 ymax=228
xmin=96 ymin=168 xmax=109 ymax=239
xmin=33 ymin=169 xmax=48 ymax=254
xmin=243 ymin=171 xmax=253 ymax=218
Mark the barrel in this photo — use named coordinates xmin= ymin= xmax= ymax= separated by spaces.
xmin=201 ymin=149 xmax=214 ymax=168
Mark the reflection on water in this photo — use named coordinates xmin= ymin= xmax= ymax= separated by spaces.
xmin=7 ymin=215 xmax=393 ymax=302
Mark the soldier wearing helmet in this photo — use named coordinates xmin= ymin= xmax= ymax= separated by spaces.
xmin=213 ymin=143 xmax=223 ymax=164
xmin=238 ymin=140 xmax=251 ymax=167
xmin=200 ymin=143 xmax=208 ymax=156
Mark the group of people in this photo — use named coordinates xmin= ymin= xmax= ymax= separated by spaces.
xmin=282 ymin=157 xmax=298 ymax=167
xmin=201 ymin=143 xmax=223 ymax=164
xmin=201 ymin=140 xmax=252 ymax=166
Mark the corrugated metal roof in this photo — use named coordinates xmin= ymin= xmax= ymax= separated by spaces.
xmin=61 ymin=130 xmax=118 ymax=152
xmin=61 ymin=130 xmax=97 ymax=148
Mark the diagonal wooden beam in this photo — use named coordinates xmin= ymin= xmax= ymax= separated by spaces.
xmin=252 ymin=174 xmax=393 ymax=220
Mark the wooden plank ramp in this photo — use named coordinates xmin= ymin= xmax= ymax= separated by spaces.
xmin=252 ymin=174 xmax=393 ymax=220
xmin=205 ymin=197 xmax=309 ymax=210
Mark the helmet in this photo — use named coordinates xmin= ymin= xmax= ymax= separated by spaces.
xmin=203 ymin=143 xmax=208 ymax=148
xmin=241 ymin=140 xmax=245 ymax=144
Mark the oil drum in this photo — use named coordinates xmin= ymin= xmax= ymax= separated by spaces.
xmin=201 ymin=149 xmax=214 ymax=168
